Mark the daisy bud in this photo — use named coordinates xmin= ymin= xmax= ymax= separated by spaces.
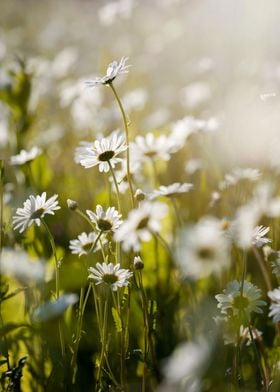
xmin=134 ymin=189 xmax=145 ymax=202
xmin=134 ymin=256 xmax=144 ymax=270
xmin=67 ymin=199 xmax=78 ymax=211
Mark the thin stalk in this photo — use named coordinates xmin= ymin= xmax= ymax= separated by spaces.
xmin=42 ymin=219 xmax=65 ymax=358
xmin=108 ymin=160 xmax=121 ymax=213
xmin=71 ymin=284 xmax=92 ymax=383
xmin=97 ymin=292 xmax=109 ymax=389
xmin=109 ymin=82 xmax=135 ymax=208
xmin=240 ymin=251 xmax=247 ymax=297
xmin=252 ymin=246 xmax=272 ymax=291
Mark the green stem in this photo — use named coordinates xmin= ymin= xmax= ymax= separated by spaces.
xmin=42 ymin=219 xmax=65 ymax=358
xmin=108 ymin=161 xmax=121 ymax=264
xmin=109 ymin=82 xmax=135 ymax=208
xmin=97 ymin=292 xmax=109 ymax=389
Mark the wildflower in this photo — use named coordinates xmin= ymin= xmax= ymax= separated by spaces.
xmin=268 ymin=287 xmax=280 ymax=322
xmin=251 ymin=225 xmax=271 ymax=248
xmin=33 ymin=294 xmax=78 ymax=322
xmin=177 ymin=217 xmax=230 ymax=280
xmin=131 ymin=133 xmax=174 ymax=163
xmin=215 ymin=280 xmax=266 ymax=318
xmin=85 ymin=57 xmax=130 ymax=87
xmin=69 ymin=232 xmax=103 ymax=257
xmin=67 ymin=198 xmax=78 ymax=210
xmin=149 ymin=182 xmax=193 ymax=200
xmin=114 ymin=201 xmax=167 ymax=251
xmin=0 ymin=248 xmax=45 ymax=283
xmin=88 ymin=262 xmax=133 ymax=291
xmin=75 ymin=131 xmax=127 ymax=172
xmin=10 ymin=146 xmax=42 ymax=166
xmin=219 ymin=168 xmax=261 ymax=191
xmin=86 ymin=205 xmax=122 ymax=233
xmin=13 ymin=192 xmax=60 ymax=233
xmin=162 ymin=337 xmax=211 ymax=389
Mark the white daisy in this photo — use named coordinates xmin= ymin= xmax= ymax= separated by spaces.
xmin=75 ymin=131 xmax=127 ymax=172
xmin=114 ymin=201 xmax=168 ymax=252
xmin=85 ymin=57 xmax=131 ymax=87
xmin=251 ymin=225 xmax=271 ymax=248
xmin=215 ymin=280 xmax=266 ymax=318
xmin=177 ymin=217 xmax=230 ymax=280
xmin=149 ymin=182 xmax=193 ymax=200
xmin=268 ymin=287 xmax=280 ymax=323
xmin=219 ymin=168 xmax=261 ymax=191
xmin=88 ymin=262 xmax=133 ymax=291
xmin=131 ymin=133 xmax=175 ymax=163
xmin=13 ymin=192 xmax=60 ymax=233
xmin=86 ymin=205 xmax=122 ymax=233
xmin=69 ymin=232 xmax=103 ymax=257
xmin=10 ymin=146 xmax=42 ymax=166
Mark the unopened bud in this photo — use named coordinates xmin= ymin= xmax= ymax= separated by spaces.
xmin=67 ymin=199 xmax=78 ymax=211
xmin=134 ymin=256 xmax=144 ymax=270
xmin=134 ymin=189 xmax=145 ymax=202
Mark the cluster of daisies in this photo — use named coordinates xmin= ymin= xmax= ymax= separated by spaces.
xmin=9 ymin=57 xmax=280 ymax=389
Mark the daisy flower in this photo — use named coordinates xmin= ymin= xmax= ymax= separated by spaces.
xmin=114 ymin=201 xmax=168 ymax=252
xmin=86 ymin=205 xmax=122 ymax=233
xmin=10 ymin=146 xmax=42 ymax=166
xmin=177 ymin=217 xmax=230 ymax=280
xmin=75 ymin=131 xmax=127 ymax=172
xmin=69 ymin=232 xmax=103 ymax=257
xmin=149 ymin=182 xmax=193 ymax=200
xmin=88 ymin=262 xmax=133 ymax=291
xmin=251 ymin=225 xmax=271 ymax=248
xmin=131 ymin=133 xmax=175 ymax=163
xmin=13 ymin=192 xmax=60 ymax=233
xmin=215 ymin=280 xmax=266 ymax=318
xmin=268 ymin=287 xmax=280 ymax=323
xmin=85 ymin=57 xmax=131 ymax=87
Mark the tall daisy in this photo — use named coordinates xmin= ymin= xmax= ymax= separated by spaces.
xmin=13 ymin=192 xmax=60 ymax=233
xmin=69 ymin=232 xmax=103 ymax=257
xmin=10 ymin=146 xmax=42 ymax=166
xmin=85 ymin=57 xmax=131 ymax=87
xmin=75 ymin=131 xmax=127 ymax=172
xmin=114 ymin=201 xmax=167 ymax=251
xmin=88 ymin=262 xmax=133 ymax=291
xmin=86 ymin=205 xmax=122 ymax=233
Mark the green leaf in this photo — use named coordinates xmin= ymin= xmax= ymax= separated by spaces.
xmin=111 ymin=307 xmax=122 ymax=333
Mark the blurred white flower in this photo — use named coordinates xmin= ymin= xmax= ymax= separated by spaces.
xmin=33 ymin=294 xmax=78 ymax=322
xmin=85 ymin=57 xmax=130 ymax=87
xmin=180 ymin=82 xmax=211 ymax=109
xmin=122 ymin=88 xmax=148 ymax=112
xmin=98 ymin=0 xmax=135 ymax=26
xmin=177 ymin=217 xmax=230 ymax=280
xmin=13 ymin=192 xmax=60 ymax=233
xmin=185 ymin=158 xmax=202 ymax=174
xmin=75 ymin=131 xmax=127 ymax=172
xmin=131 ymin=133 xmax=175 ymax=163
xmin=251 ymin=225 xmax=271 ymax=248
xmin=88 ymin=262 xmax=133 ymax=291
xmin=114 ymin=201 xmax=168 ymax=251
xmin=215 ymin=280 xmax=266 ymax=318
xmin=149 ymin=182 xmax=193 ymax=200
xmin=162 ymin=337 xmax=211 ymax=391
xmin=69 ymin=232 xmax=103 ymax=257
xmin=268 ymin=287 xmax=280 ymax=323
xmin=10 ymin=147 xmax=42 ymax=166
xmin=0 ymin=248 xmax=45 ymax=283
xmin=86 ymin=205 xmax=122 ymax=233
xmin=219 ymin=168 xmax=261 ymax=191
xmin=51 ymin=47 xmax=78 ymax=79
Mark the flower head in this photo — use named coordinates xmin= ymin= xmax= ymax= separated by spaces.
xmin=114 ymin=201 xmax=167 ymax=251
xmin=251 ymin=225 xmax=271 ymax=248
xmin=75 ymin=131 xmax=127 ymax=172
xmin=87 ymin=205 xmax=122 ymax=233
xmin=13 ymin=192 xmax=60 ymax=233
xmin=10 ymin=146 xmax=42 ymax=166
xmin=131 ymin=133 xmax=175 ymax=163
xmin=85 ymin=57 xmax=130 ymax=87
xmin=268 ymin=287 xmax=280 ymax=323
xmin=69 ymin=232 xmax=103 ymax=257
xmin=177 ymin=217 xmax=230 ymax=280
xmin=149 ymin=182 xmax=193 ymax=200
xmin=215 ymin=280 xmax=266 ymax=318
xmin=88 ymin=262 xmax=133 ymax=291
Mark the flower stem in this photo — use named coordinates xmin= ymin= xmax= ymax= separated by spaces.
xmin=109 ymin=82 xmax=135 ymax=208
xmin=108 ymin=160 xmax=121 ymax=213
xmin=42 ymin=219 xmax=65 ymax=358
xmin=97 ymin=291 xmax=109 ymax=389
